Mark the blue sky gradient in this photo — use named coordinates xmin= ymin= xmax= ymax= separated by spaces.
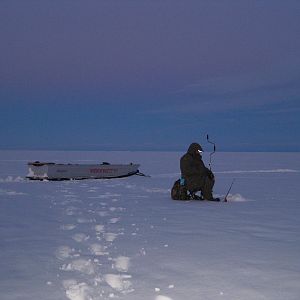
xmin=1 ymin=1 xmax=299 ymax=151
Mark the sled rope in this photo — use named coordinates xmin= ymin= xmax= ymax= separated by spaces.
xmin=135 ymin=171 xmax=151 ymax=178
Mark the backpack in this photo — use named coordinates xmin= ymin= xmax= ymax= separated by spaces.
xmin=171 ymin=179 xmax=190 ymax=200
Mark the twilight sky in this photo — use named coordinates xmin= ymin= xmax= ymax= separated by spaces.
xmin=1 ymin=0 xmax=299 ymax=151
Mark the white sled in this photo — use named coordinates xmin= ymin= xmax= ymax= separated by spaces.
xmin=27 ymin=161 xmax=140 ymax=180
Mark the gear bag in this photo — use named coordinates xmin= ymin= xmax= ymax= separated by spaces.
xmin=171 ymin=179 xmax=190 ymax=200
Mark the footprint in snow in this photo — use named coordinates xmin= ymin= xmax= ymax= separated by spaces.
xmin=60 ymin=224 xmax=77 ymax=231
xmin=98 ymin=211 xmax=109 ymax=217
xmin=61 ymin=258 xmax=95 ymax=275
xmin=113 ymin=256 xmax=130 ymax=272
xmin=104 ymin=274 xmax=133 ymax=294
xmin=89 ymin=243 xmax=109 ymax=256
xmin=77 ymin=217 xmax=95 ymax=224
xmin=65 ymin=207 xmax=80 ymax=216
xmin=94 ymin=224 xmax=105 ymax=233
xmin=63 ymin=194 xmax=78 ymax=198
xmin=104 ymin=232 xmax=118 ymax=242
xmin=109 ymin=218 xmax=120 ymax=224
xmin=72 ymin=233 xmax=90 ymax=243
xmin=110 ymin=206 xmax=125 ymax=212
xmin=63 ymin=279 xmax=94 ymax=300
xmin=55 ymin=246 xmax=75 ymax=260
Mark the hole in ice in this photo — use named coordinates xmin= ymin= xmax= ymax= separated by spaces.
xmin=226 ymin=193 xmax=248 ymax=202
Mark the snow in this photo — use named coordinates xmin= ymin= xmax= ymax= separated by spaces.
xmin=0 ymin=150 xmax=300 ymax=300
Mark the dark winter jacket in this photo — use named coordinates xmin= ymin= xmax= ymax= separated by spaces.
xmin=180 ymin=143 xmax=212 ymax=192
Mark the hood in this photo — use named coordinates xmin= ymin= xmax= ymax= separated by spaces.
xmin=187 ymin=143 xmax=203 ymax=155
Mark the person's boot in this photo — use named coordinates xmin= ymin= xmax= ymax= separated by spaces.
xmin=194 ymin=194 xmax=204 ymax=200
xmin=201 ymin=190 xmax=220 ymax=202
xmin=189 ymin=192 xmax=204 ymax=200
xmin=207 ymin=197 xmax=220 ymax=202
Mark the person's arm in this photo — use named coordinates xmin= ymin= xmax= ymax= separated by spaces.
xmin=180 ymin=155 xmax=197 ymax=177
xmin=205 ymin=167 xmax=214 ymax=179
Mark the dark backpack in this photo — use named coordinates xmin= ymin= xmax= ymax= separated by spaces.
xmin=171 ymin=179 xmax=190 ymax=200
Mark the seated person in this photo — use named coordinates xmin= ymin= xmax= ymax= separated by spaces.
xmin=180 ymin=143 xmax=219 ymax=201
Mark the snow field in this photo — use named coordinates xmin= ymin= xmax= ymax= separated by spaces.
xmin=1 ymin=151 xmax=300 ymax=300
xmin=53 ymin=182 xmax=135 ymax=299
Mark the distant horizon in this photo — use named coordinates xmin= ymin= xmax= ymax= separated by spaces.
xmin=0 ymin=147 xmax=299 ymax=153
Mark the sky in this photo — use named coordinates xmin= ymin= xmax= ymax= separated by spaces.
xmin=0 ymin=0 xmax=299 ymax=152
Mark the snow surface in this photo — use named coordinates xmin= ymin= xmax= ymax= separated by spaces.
xmin=0 ymin=150 xmax=300 ymax=300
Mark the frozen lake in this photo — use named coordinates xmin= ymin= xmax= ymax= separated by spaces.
xmin=0 ymin=150 xmax=300 ymax=300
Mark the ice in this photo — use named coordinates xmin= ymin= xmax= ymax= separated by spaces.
xmin=0 ymin=151 xmax=300 ymax=300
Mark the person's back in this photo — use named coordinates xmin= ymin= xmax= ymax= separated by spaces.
xmin=180 ymin=143 xmax=207 ymax=192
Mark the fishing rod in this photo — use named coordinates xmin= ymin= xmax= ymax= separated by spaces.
xmin=206 ymin=134 xmax=216 ymax=171
xmin=224 ymin=179 xmax=235 ymax=202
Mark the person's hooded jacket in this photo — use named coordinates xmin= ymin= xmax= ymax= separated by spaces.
xmin=180 ymin=143 xmax=212 ymax=192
